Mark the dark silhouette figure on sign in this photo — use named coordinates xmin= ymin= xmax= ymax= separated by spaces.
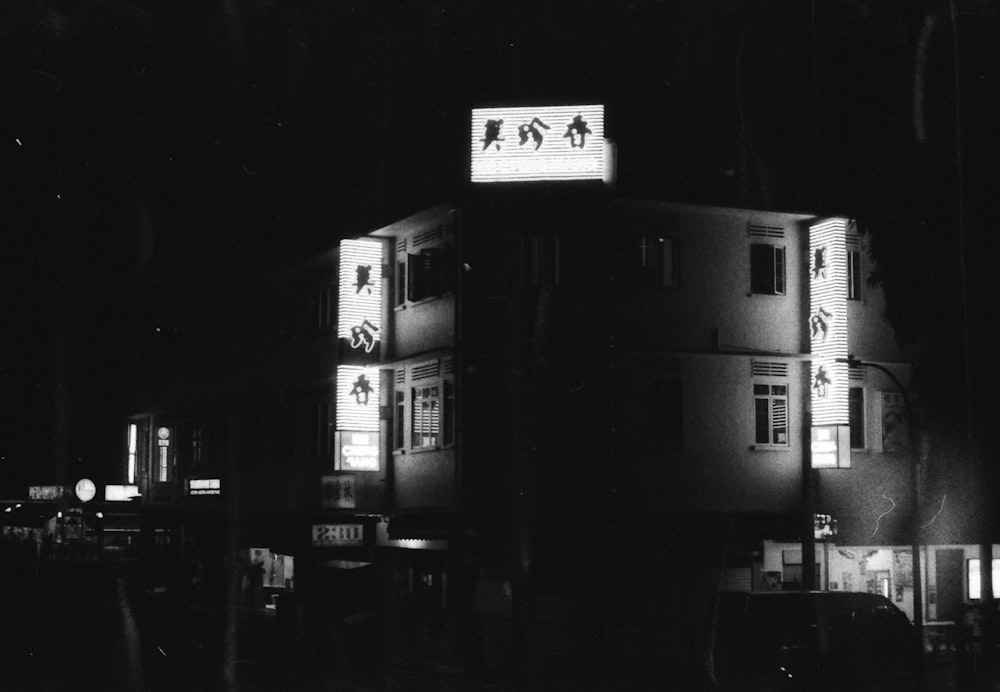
xmin=563 ymin=114 xmax=592 ymax=148
xmin=350 ymin=320 xmax=379 ymax=353
xmin=517 ymin=117 xmax=550 ymax=150
xmin=481 ymin=119 xmax=504 ymax=151
xmin=813 ymin=366 xmax=832 ymax=398
xmin=349 ymin=374 xmax=373 ymax=406
xmin=354 ymin=265 xmax=373 ymax=294
xmin=813 ymin=247 xmax=827 ymax=280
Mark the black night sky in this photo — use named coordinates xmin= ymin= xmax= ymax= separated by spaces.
xmin=2 ymin=1 xmax=999 ymax=492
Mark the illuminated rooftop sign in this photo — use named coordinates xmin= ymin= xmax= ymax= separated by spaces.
xmin=336 ymin=365 xmax=380 ymax=432
xmin=338 ymin=239 xmax=383 ymax=363
xmin=471 ymin=105 xmax=607 ymax=183
xmin=809 ymin=218 xmax=851 ymax=468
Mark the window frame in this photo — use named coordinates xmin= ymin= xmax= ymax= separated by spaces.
xmin=639 ymin=235 xmax=680 ymax=289
xmin=750 ymin=243 xmax=786 ymax=296
xmin=394 ymin=369 xmax=456 ymax=453
xmin=849 ymin=386 xmax=866 ymax=450
xmin=847 ymin=249 xmax=863 ymax=301
xmin=753 ymin=382 xmax=789 ymax=447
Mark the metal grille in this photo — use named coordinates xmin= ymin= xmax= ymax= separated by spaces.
xmin=442 ymin=355 xmax=454 ymax=375
xmin=849 ymin=367 xmax=866 ymax=381
xmin=413 ymin=226 xmax=442 ymax=247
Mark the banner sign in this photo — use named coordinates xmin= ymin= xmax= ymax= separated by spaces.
xmin=186 ymin=478 xmax=222 ymax=496
xmin=471 ymin=104 xmax=607 ymax=183
xmin=28 ymin=486 xmax=70 ymax=501
xmin=321 ymin=474 xmax=356 ymax=509
xmin=338 ymin=238 xmax=383 ymax=363
xmin=336 ymin=431 xmax=379 ymax=472
xmin=336 ymin=365 xmax=380 ymax=432
xmin=809 ymin=218 xmax=851 ymax=468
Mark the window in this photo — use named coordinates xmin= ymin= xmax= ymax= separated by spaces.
xmin=522 ymin=235 xmax=560 ymax=288
xmin=645 ymin=379 xmax=683 ymax=444
xmin=443 ymin=380 xmax=456 ymax=445
xmin=407 ymin=247 xmax=451 ymax=302
xmin=968 ymin=558 xmax=1000 ymax=600
xmin=412 ymin=385 xmax=440 ymax=448
xmin=750 ymin=244 xmax=786 ymax=295
xmin=639 ymin=236 xmax=679 ymax=288
xmin=126 ymin=423 xmax=138 ymax=484
xmin=309 ymin=403 xmax=331 ymax=458
xmin=396 ymin=259 xmax=407 ymax=307
xmin=847 ymin=250 xmax=863 ymax=301
xmin=754 ymin=384 xmax=788 ymax=446
xmin=394 ymin=389 xmax=405 ymax=449
xmin=314 ymin=286 xmax=334 ymax=330
xmin=849 ymin=387 xmax=865 ymax=449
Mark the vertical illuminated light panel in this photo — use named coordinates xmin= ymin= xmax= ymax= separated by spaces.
xmin=809 ymin=218 xmax=851 ymax=468
xmin=337 ymin=365 xmax=380 ymax=432
xmin=471 ymin=105 xmax=606 ymax=182
xmin=338 ymin=238 xmax=383 ymax=363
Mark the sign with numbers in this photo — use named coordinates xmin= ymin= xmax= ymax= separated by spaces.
xmin=312 ymin=523 xmax=363 ymax=547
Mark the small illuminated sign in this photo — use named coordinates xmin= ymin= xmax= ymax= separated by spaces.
xmin=336 ymin=431 xmax=379 ymax=472
xmin=28 ymin=485 xmax=69 ymax=501
xmin=338 ymin=239 xmax=383 ymax=363
xmin=321 ymin=474 xmax=356 ymax=509
xmin=74 ymin=478 xmax=97 ymax=502
xmin=187 ymin=478 xmax=222 ymax=496
xmin=811 ymin=424 xmax=851 ymax=469
xmin=336 ymin=365 xmax=380 ymax=432
xmin=471 ymin=105 xmax=607 ymax=183
xmin=312 ymin=523 xmax=363 ymax=547
xmin=104 ymin=484 xmax=141 ymax=502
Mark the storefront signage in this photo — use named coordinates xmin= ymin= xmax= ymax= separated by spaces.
xmin=187 ymin=478 xmax=221 ymax=496
xmin=335 ymin=431 xmax=379 ymax=472
xmin=104 ymin=484 xmax=141 ymax=502
xmin=336 ymin=365 xmax=380 ymax=432
xmin=28 ymin=485 xmax=70 ymax=501
xmin=809 ymin=218 xmax=851 ymax=469
xmin=321 ymin=475 xmax=356 ymax=509
xmin=471 ymin=104 xmax=608 ymax=183
xmin=75 ymin=478 xmax=97 ymax=502
xmin=338 ymin=238 xmax=383 ymax=363
xmin=311 ymin=523 xmax=363 ymax=547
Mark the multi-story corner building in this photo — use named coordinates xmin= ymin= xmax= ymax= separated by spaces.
xmin=111 ymin=106 xmax=987 ymax=684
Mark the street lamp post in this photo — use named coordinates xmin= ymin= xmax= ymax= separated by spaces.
xmin=843 ymin=357 xmax=924 ymax=651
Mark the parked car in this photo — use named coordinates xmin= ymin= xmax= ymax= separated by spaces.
xmin=708 ymin=591 xmax=918 ymax=692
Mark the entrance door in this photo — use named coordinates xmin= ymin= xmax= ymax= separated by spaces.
xmin=935 ymin=549 xmax=964 ymax=622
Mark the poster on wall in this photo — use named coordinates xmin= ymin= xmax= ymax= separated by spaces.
xmin=893 ymin=549 xmax=913 ymax=587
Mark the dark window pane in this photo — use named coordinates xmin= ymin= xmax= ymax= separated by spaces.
xmin=755 ymin=398 xmax=770 ymax=444
xmin=849 ymin=387 xmax=865 ymax=449
xmin=750 ymin=244 xmax=775 ymax=294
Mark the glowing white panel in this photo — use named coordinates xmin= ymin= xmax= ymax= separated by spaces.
xmin=338 ymin=238 xmax=383 ymax=359
xmin=336 ymin=365 xmax=380 ymax=432
xmin=809 ymin=218 xmax=850 ymax=427
xmin=471 ymin=105 xmax=606 ymax=182
xmin=105 ymin=484 xmax=140 ymax=501
xmin=187 ymin=478 xmax=222 ymax=496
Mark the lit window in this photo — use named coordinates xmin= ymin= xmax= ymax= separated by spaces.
xmin=750 ymin=244 xmax=786 ymax=296
xmin=191 ymin=427 xmax=203 ymax=468
xmin=412 ymin=386 xmax=440 ymax=448
xmin=849 ymin=388 xmax=865 ymax=449
xmin=754 ymin=384 xmax=788 ymax=446
xmin=639 ymin=236 xmax=679 ymax=288
xmin=847 ymin=250 xmax=863 ymax=301
xmin=968 ymin=558 xmax=1000 ymax=600
xmin=126 ymin=423 xmax=138 ymax=484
